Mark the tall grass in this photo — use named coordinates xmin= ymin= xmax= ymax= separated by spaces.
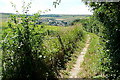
xmin=42 ymin=24 xmax=85 ymax=70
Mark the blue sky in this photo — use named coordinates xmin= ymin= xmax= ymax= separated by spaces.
xmin=0 ymin=0 xmax=93 ymax=15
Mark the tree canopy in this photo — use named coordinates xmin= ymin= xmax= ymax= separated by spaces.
xmin=84 ymin=2 xmax=120 ymax=79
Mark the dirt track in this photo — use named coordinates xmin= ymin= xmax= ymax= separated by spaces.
xmin=69 ymin=35 xmax=91 ymax=78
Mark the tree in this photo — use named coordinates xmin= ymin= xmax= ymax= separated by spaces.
xmin=83 ymin=2 xmax=120 ymax=79
xmin=2 ymin=1 xmax=55 ymax=79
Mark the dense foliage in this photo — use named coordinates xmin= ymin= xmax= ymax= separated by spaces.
xmin=43 ymin=24 xmax=84 ymax=69
xmin=2 ymin=13 xmax=50 ymax=79
xmin=85 ymin=2 xmax=120 ymax=79
xmin=3 ymin=0 xmax=120 ymax=79
xmin=2 ymin=12 xmax=85 ymax=79
xmin=70 ymin=17 xmax=106 ymax=78
xmin=71 ymin=17 xmax=104 ymax=35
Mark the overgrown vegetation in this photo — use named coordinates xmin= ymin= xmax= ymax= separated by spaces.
xmin=58 ymin=31 xmax=88 ymax=78
xmin=1 ymin=0 xmax=120 ymax=79
xmin=1 ymin=1 xmax=86 ymax=79
xmin=2 ymin=16 xmax=85 ymax=79
xmin=84 ymin=2 xmax=120 ymax=79
xmin=78 ymin=33 xmax=104 ymax=78
xmin=71 ymin=16 xmax=104 ymax=35
xmin=70 ymin=12 xmax=113 ymax=79
xmin=69 ymin=15 xmax=108 ymax=79
xmin=70 ymin=1 xmax=120 ymax=79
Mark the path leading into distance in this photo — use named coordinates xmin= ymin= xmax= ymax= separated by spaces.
xmin=69 ymin=35 xmax=91 ymax=78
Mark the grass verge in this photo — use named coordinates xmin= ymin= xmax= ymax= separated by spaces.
xmin=77 ymin=33 xmax=103 ymax=78
xmin=59 ymin=31 xmax=88 ymax=78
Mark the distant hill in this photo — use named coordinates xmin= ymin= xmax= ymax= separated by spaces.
xmin=0 ymin=13 xmax=91 ymax=18
xmin=0 ymin=13 xmax=13 ymax=18
xmin=40 ymin=14 xmax=62 ymax=17
xmin=0 ymin=13 xmax=91 ymax=25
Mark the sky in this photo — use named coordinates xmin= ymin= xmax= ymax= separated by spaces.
xmin=0 ymin=0 xmax=93 ymax=15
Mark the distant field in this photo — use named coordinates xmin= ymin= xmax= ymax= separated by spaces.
xmin=41 ymin=14 xmax=91 ymax=22
xmin=0 ymin=13 xmax=10 ymax=18
xmin=0 ymin=13 xmax=91 ymax=22
xmin=0 ymin=13 xmax=91 ymax=36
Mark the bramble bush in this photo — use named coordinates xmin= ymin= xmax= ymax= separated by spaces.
xmin=2 ymin=15 xmax=85 ymax=79
xmin=2 ymin=12 xmax=54 ymax=80
xmin=2 ymin=1 xmax=55 ymax=79
xmin=2 ymin=1 xmax=85 ymax=79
